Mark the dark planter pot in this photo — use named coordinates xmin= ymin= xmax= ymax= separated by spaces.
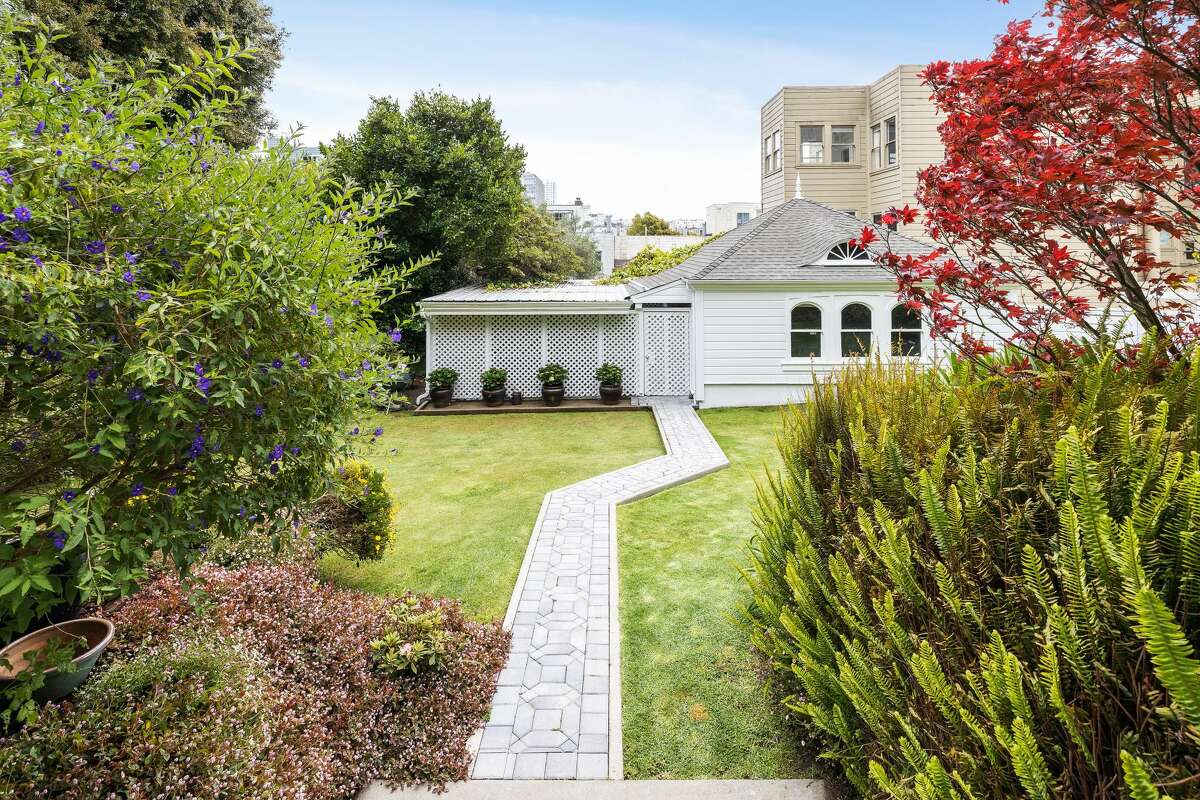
xmin=0 ymin=618 xmax=115 ymax=703
xmin=482 ymin=385 xmax=507 ymax=407
xmin=511 ymin=391 xmax=524 ymax=405
xmin=542 ymin=383 xmax=565 ymax=407
xmin=599 ymin=383 xmax=622 ymax=405
xmin=430 ymin=387 xmax=453 ymax=408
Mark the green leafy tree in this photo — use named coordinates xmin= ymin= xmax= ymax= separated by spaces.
xmin=600 ymin=235 xmax=718 ymax=285
xmin=628 ymin=211 xmax=675 ymax=236
xmin=0 ymin=20 xmax=415 ymax=641
xmin=554 ymin=213 xmax=601 ymax=276
xmin=17 ymin=0 xmax=285 ymax=149
xmin=499 ymin=203 xmax=598 ymax=281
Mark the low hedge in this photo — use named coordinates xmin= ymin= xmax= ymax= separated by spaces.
xmin=0 ymin=563 xmax=509 ymax=798
xmin=744 ymin=341 xmax=1200 ymax=799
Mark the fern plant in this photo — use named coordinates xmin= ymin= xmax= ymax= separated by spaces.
xmin=744 ymin=338 xmax=1200 ymax=799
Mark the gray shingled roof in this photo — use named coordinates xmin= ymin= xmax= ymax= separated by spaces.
xmin=421 ymin=281 xmax=629 ymax=304
xmin=629 ymin=198 xmax=938 ymax=289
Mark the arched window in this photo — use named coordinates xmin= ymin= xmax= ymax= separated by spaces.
xmin=891 ymin=304 xmax=922 ymax=357
xmin=790 ymin=305 xmax=822 ymax=358
xmin=841 ymin=303 xmax=873 ymax=357
xmin=826 ymin=241 xmax=872 ymax=262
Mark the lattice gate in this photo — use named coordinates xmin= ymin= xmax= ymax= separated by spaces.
xmin=427 ymin=314 xmax=648 ymax=400
xmin=642 ymin=311 xmax=690 ymax=395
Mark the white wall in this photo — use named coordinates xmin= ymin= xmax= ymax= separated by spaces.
xmin=705 ymin=202 xmax=760 ymax=235
xmin=694 ymin=286 xmax=936 ymax=408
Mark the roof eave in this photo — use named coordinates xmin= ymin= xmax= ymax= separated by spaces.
xmin=419 ymin=300 xmax=634 ymax=316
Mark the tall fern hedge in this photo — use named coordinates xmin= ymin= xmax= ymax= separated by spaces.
xmin=744 ymin=341 xmax=1200 ymax=799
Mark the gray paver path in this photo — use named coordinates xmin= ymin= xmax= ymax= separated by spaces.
xmin=471 ymin=397 xmax=728 ymax=781
xmin=362 ymin=779 xmax=826 ymax=799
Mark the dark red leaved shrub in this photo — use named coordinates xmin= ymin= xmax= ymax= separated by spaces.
xmin=0 ymin=563 xmax=509 ymax=799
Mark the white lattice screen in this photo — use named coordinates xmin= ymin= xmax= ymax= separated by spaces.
xmin=644 ymin=311 xmax=690 ymax=395
xmin=427 ymin=314 xmax=644 ymax=400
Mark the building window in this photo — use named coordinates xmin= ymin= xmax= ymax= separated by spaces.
xmin=791 ymin=305 xmax=822 ymax=358
xmin=841 ymin=303 xmax=873 ymax=357
xmin=764 ymin=130 xmax=782 ymax=174
xmin=871 ymin=124 xmax=881 ymax=169
xmin=872 ymin=212 xmax=897 ymax=232
xmin=800 ymin=125 xmax=824 ymax=164
xmin=736 ymin=211 xmax=750 ymax=225
xmin=831 ymin=125 xmax=855 ymax=163
xmin=891 ymin=304 xmax=922 ymax=357
xmin=826 ymin=241 xmax=872 ymax=261
xmin=884 ymin=117 xmax=898 ymax=166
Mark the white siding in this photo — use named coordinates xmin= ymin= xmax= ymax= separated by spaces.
xmin=695 ymin=286 xmax=937 ymax=408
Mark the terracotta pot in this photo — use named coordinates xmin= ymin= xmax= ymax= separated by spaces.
xmin=542 ymin=383 xmax=565 ymax=407
xmin=599 ymin=383 xmax=622 ymax=405
xmin=430 ymin=387 xmax=453 ymax=408
xmin=0 ymin=618 xmax=115 ymax=702
xmin=482 ymin=385 xmax=507 ymax=407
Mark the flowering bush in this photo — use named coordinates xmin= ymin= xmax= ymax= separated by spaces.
xmin=0 ymin=19 xmax=416 ymax=640
xmin=536 ymin=363 xmax=568 ymax=385
xmin=309 ymin=460 xmax=394 ymax=561
xmin=426 ymin=366 xmax=458 ymax=389
xmin=370 ymin=596 xmax=449 ymax=676
xmin=0 ymin=563 xmax=509 ymax=798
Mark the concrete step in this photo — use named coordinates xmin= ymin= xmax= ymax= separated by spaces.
xmin=361 ymin=779 xmax=826 ymax=800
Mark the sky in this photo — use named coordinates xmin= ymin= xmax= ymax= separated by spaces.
xmin=265 ymin=0 xmax=1047 ymax=221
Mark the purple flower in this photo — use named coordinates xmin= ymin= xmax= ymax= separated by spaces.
xmin=290 ymin=446 xmax=300 ymax=456
xmin=189 ymin=434 xmax=205 ymax=459
xmin=13 ymin=206 xmax=31 ymax=222
xmin=308 ymin=304 xmax=319 ymax=316
xmin=49 ymin=531 xmax=66 ymax=550
xmin=194 ymin=363 xmax=205 ymax=377
xmin=122 ymin=270 xmax=136 ymax=284
xmin=130 ymin=482 xmax=145 ymax=497
xmin=31 ymin=256 xmax=43 ymax=267
xmin=298 ymin=356 xmax=310 ymax=368
xmin=373 ymin=426 xmax=384 ymax=437
xmin=11 ymin=440 xmax=25 ymax=452
xmin=34 ymin=120 xmax=45 ymax=135
xmin=62 ymin=490 xmax=77 ymax=502
xmin=123 ymin=251 xmax=139 ymax=265
xmin=88 ymin=444 xmax=100 ymax=455
xmin=361 ymin=360 xmax=372 ymax=371
xmin=166 ymin=486 xmax=179 ymax=496
xmin=324 ymin=315 xmax=334 ymax=329
xmin=197 ymin=376 xmax=211 ymax=396
xmin=86 ymin=368 xmax=99 ymax=385
xmin=0 ymin=170 xmax=11 ymax=185
xmin=90 ymin=160 xmax=104 ymax=171
xmin=127 ymin=386 xmax=145 ymax=401
xmin=352 ymin=299 xmax=362 ymax=306
xmin=84 ymin=240 xmax=105 ymax=255
xmin=351 ymin=427 xmax=359 ymax=435
xmin=270 ymin=463 xmax=279 ymax=475
xmin=129 ymin=162 xmax=140 ymax=172
xmin=200 ymin=160 xmax=210 ymax=172
xmin=389 ymin=328 xmax=403 ymax=343
xmin=111 ymin=203 xmax=123 ymax=214
xmin=0 ymin=212 xmax=7 ymax=222
xmin=254 ymin=404 xmax=264 ymax=418
xmin=61 ymin=123 xmax=69 ymax=134
xmin=136 ymin=290 xmax=151 ymax=302
xmin=10 ymin=228 xmax=30 ymax=244
xmin=272 ymin=358 xmax=283 ymax=369
xmin=270 ymin=443 xmax=284 ymax=462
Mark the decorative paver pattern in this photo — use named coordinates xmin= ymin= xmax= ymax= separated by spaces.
xmin=471 ymin=397 xmax=728 ymax=780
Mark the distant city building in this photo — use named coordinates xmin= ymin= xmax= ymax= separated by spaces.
xmin=669 ymin=218 xmax=706 ymax=236
xmin=705 ymin=202 xmax=761 ymax=235
xmin=256 ymin=135 xmax=322 ymax=163
xmin=521 ymin=172 xmax=546 ymax=206
xmin=544 ymin=180 xmax=558 ymax=205
xmin=548 ymin=197 xmax=590 ymax=223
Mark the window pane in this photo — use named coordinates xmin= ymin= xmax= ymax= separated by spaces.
xmin=791 ymin=332 xmax=822 ymax=358
xmin=799 ymin=125 xmax=823 ymax=164
xmin=800 ymin=126 xmax=822 ymax=143
xmin=891 ymin=331 xmax=922 ymax=357
xmin=832 ymin=126 xmax=854 ymax=144
xmin=842 ymin=331 xmax=871 ymax=357
xmin=891 ymin=304 xmax=921 ymax=330
xmin=791 ymin=304 xmax=821 ymax=329
xmin=841 ymin=303 xmax=872 ymax=329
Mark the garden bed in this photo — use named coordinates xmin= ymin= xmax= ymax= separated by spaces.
xmin=0 ymin=563 xmax=509 ymax=799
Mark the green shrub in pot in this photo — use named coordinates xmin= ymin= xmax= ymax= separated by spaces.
xmin=426 ymin=367 xmax=459 ymax=390
xmin=595 ymin=363 xmax=623 ymax=404
xmin=479 ymin=368 xmax=508 ymax=391
xmin=537 ymin=363 xmax=568 ymax=386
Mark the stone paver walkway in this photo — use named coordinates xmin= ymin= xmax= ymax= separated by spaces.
xmin=470 ymin=397 xmax=728 ymax=781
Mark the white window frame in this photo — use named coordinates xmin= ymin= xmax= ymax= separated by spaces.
xmin=870 ymin=123 xmax=881 ymax=169
xmin=884 ymin=116 xmax=898 ymax=166
xmin=789 ymin=304 xmax=823 ymax=358
xmin=799 ymin=124 xmax=824 ymax=165
xmin=890 ymin=303 xmax=923 ymax=358
xmin=822 ymin=241 xmax=873 ymax=264
xmin=840 ymin=302 xmax=874 ymax=358
xmin=764 ymin=130 xmax=782 ymax=174
xmin=831 ymin=125 xmax=855 ymax=164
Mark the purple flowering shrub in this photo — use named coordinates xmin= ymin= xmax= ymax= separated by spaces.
xmin=0 ymin=19 xmax=421 ymax=641
xmin=0 ymin=563 xmax=510 ymax=798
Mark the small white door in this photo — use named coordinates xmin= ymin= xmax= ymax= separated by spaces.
xmin=643 ymin=311 xmax=690 ymax=395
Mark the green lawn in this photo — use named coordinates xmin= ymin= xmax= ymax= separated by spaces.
xmin=618 ymin=406 xmax=809 ymax=779
xmin=321 ymin=410 xmax=664 ymax=621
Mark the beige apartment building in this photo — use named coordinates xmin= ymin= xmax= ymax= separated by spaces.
xmin=761 ymin=65 xmax=941 ymax=240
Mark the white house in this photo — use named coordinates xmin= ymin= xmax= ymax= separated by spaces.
xmin=419 ymin=198 xmax=943 ymax=408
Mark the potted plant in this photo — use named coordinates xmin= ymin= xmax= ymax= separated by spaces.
xmin=0 ymin=618 xmax=115 ymax=703
xmin=426 ymin=367 xmax=458 ymax=408
xmin=480 ymin=367 xmax=508 ymax=407
xmin=595 ymin=362 xmax=623 ymax=405
xmin=537 ymin=363 xmax=568 ymax=407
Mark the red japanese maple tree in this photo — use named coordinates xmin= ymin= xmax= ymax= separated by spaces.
xmin=867 ymin=0 xmax=1200 ymax=363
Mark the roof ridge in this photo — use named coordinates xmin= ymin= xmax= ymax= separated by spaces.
xmin=689 ymin=199 xmax=798 ymax=281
